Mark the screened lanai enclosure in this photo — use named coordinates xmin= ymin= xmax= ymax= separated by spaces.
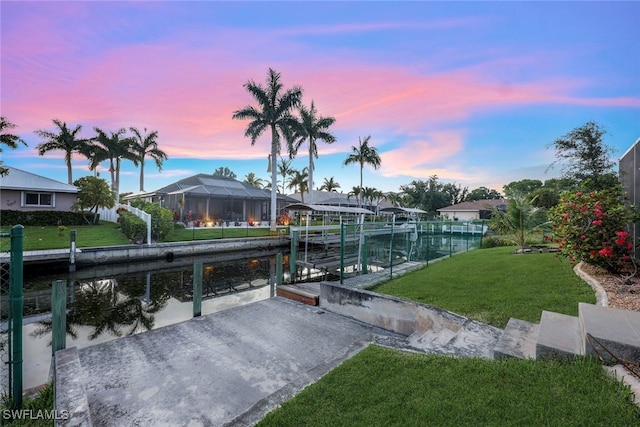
xmin=286 ymin=205 xmax=487 ymax=283
xmin=149 ymin=174 xmax=296 ymax=224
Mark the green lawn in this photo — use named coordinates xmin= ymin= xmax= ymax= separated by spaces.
xmin=165 ymin=225 xmax=285 ymax=241
xmin=0 ymin=223 xmax=131 ymax=251
xmin=258 ymin=345 xmax=640 ymax=427
xmin=372 ymin=246 xmax=595 ymax=328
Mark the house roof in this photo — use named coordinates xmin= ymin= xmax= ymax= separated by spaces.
xmin=0 ymin=166 xmax=78 ymax=193
xmin=437 ymin=199 xmax=507 ymax=212
xmin=154 ymin=174 xmax=297 ymax=202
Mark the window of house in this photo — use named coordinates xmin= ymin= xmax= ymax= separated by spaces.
xmin=23 ymin=192 xmax=54 ymax=207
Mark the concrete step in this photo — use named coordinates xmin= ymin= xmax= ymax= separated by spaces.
xmin=536 ymin=311 xmax=583 ymax=359
xmin=580 ymin=302 xmax=640 ymax=362
xmin=494 ymin=318 xmax=539 ymax=360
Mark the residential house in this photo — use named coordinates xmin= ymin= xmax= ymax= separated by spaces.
xmin=619 ymin=137 xmax=640 ymax=258
xmin=0 ymin=166 xmax=78 ymax=211
xmin=437 ymin=199 xmax=507 ymax=221
xmin=139 ymin=174 xmax=297 ymax=224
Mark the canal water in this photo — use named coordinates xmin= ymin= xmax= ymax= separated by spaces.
xmin=4 ymin=249 xmax=300 ymax=391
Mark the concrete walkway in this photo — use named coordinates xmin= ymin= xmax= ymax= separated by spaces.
xmin=58 ymin=297 xmax=407 ymax=427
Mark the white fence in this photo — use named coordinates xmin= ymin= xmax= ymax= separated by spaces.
xmin=97 ymin=203 xmax=152 ymax=245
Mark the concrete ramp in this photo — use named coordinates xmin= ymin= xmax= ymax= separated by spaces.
xmin=55 ymin=297 xmax=405 ymax=427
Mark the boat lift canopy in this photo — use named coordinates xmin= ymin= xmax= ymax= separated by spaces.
xmin=379 ymin=207 xmax=427 ymax=215
xmin=285 ymin=203 xmax=375 ymax=215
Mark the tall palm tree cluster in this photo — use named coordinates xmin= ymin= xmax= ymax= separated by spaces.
xmin=32 ymin=119 xmax=167 ymax=196
xmin=233 ymin=68 xmax=383 ymax=230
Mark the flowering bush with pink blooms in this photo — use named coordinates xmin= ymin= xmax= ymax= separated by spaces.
xmin=548 ymin=187 xmax=639 ymax=273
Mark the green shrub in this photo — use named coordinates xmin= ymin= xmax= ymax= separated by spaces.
xmin=480 ymin=236 xmax=513 ymax=248
xmin=118 ymin=211 xmax=146 ymax=242
xmin=549 ymin=187 xmax=640 ymax=273
xmin=0 ymin=210 xmax=98 ymax=227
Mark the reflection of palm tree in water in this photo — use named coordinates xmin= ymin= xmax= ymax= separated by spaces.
xmin=32 ymin=278 xmax=168 ymax=343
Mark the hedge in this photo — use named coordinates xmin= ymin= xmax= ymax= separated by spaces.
xmin=118 ymin=211 xmax=147 ymax=242
xmin=0 ymin=210 xmax=98 ymax=226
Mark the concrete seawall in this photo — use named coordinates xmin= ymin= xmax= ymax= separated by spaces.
xmin=23 ymin=236 xmax=289 ymax=267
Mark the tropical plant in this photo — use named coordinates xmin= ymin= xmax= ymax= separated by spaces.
xmin=288 ymin=168 xmax=309 ymax=203
xmin=362 ymin=187 xmax=386 ymax=213
xmin=244 ymin=172 xmax=265 ymax=188
xmin=130 ymin=127 xmax=167 ymax=192
xmin=385 ymin=191 xmax=405 ymax=207
xmin=277 ymin=157 xmax=294 ymax=194
xmin=490 ymin=194 xmax=548 ymax=250
xmin=213 ymin=166 xmax=237 ymax=179
xmin=35 ymin=119 xmax=90 ymax=184
xmin=232 ymin=68 xmax=303 ymax=231
xmin=0 ymin=116 xmax=27 ymax=176
xmin=547 ymin=121 xmax=618 ymax=191
xmin=0 ymin=116 xmax=27 ymax=151
xmin=290 ymin=101 xmax=336 ymax=204
xmin=319 ymin=176 xmax=341 ymax=192
xmin=548 ymin=187 xmax=640 ymax=274
xmin=92 ymin=127 xmax=137 ymax=198
xmin=72 ymin=176 xmax=116 ymax=224
xmin=343 ymin=135 xmax=381 ymax=207
xmin=347 ymin=186 xmax=362 ymax=205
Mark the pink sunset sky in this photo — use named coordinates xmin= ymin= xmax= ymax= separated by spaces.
xmin=1 ymin=1 xmax=639 ymax=196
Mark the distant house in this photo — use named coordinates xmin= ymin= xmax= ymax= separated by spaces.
xmin=437 ymin=199 xmax=507 ymax=221
xmin=0 ymin=166 xmax=78 ymax=211
xmin=134 ymin=174 xmax=297 ymax=223
xmin=619 ymin=137 xmax=640 ymax=258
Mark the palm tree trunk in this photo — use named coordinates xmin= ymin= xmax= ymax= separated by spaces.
xmin=359 ymin=162 xmax=364 ymax=208
xmin=308 ymin=141 xmax=314 ymax=205
xmin=139 ymin=160 xmax=145 ymax=192
xmin=269 ymin=126 xmax=278 ymax=232
xmin=66 ymin=154 xmax=73 ymax=184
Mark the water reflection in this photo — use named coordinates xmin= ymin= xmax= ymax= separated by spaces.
xmin=23 ymin=253 xmax=284 ymax=343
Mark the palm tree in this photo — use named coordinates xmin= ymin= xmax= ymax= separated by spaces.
xmin=319 ymin=176 xmax=341 ymax=192
xmin=92 ymin=127 xmax=137 ymax=198
xmin=0 ymin=117 xmax=27 ymax=151
xmin=288 ymin=168 xmax=309 ymax=203
xmin=232 ymin=68 xmax=303 ymax=231
xmin=35 ymin=119 xmax=89 ymax=184
xmin=129 ymin=127 xmax=167 ymax=192
xmin=244 ymin=172 xmax=265 ymax=188
xmin=343 ymin=135 xmax=382 ymax=207
xmin=490 ymin=195 xmax=548 ymax=250
xmin=290 ymin=101 xmax=336 ymax=204
xmin=362 ymin=187 xmax=385 ymax=213
xmin=0 ymin=117 xmax=27 ymax=176
xmin=277 ymin=156 xmax=294 ymax=194
xmin=213 ymin=166 xmax=237 ymax=179
xmin=385 ymin=191 xmax=404 ymax=207
xmin=347 ymin=186 xmax=362 ymax=206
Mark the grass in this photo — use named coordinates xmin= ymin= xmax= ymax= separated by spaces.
xmin=371 ymin=246 xmax=595 ymax=328
xmin=0 ymin=223 xmax=131 ymax=251
xmin=258 ymin=345 xmax=640 ymax=427
xmin=164 ymin=225 xmax=285 ymax=242
xmin=1 ymin=382 xmax=54 ymax=426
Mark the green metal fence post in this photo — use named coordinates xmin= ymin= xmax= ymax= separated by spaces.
xmin=361 ymin=236 xmax=368 ymax=274
xmin=276 ymin=252 xmax=283 ymax=286
xmin=10 ymin=225 xmax=24 ymax=407
xmin=290 ymin=229 xmax=298 ymax=283
xmin=52 ymin=280 xmax=67 ymax=356
xmin=193 ymin=263 xmax=203 ymax=317
xmin=340 ymin=223 xmax=345 ymax=285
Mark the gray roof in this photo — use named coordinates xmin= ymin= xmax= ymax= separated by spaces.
xmin=155 ymin=174 xmax=297 ymax=202
xmin=0 ymin=166 xmax=78 ymax=193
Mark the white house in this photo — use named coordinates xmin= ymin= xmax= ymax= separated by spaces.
xmin=437 ymin=199 xmax=507 ymax=221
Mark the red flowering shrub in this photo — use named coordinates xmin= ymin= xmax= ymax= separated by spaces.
xmin=548 ymin=187 xmax=639 ymax=273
